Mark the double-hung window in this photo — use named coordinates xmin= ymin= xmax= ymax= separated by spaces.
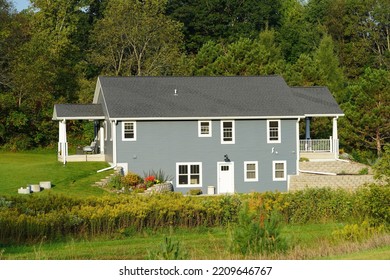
xmin=198 ymin=120 xmax=212 ymax=137
xmin=267 ymin=120 xmax=281 ymax=143
xmin=122 ymin=121 xmax=136 ymax=141
xmin=221 ymin=120 xmax=235 ymax=144
xmin=176 ymin=162 xmax=202 ymax=187
xmin=244 ymin=161 xmax=258 ymax=182
xmin=273 ymin=161 xmax=286 ymax=181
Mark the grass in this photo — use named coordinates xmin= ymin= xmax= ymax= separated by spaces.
xmin=1 ymin=223 xmax=389 ymax=260
xmin=1 ymin=152 xmax=389 ymax=260
xmin=0 ymin=150 xmax=112 ymax=197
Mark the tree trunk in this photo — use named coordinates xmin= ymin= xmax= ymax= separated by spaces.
xmin=376 ymin=127 xmax=382 ymax=156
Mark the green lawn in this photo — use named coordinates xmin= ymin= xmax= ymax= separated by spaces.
xmin=2 ymin=225 xmax=389 ymax=260
xmin=0 ymin=150 xmax=112 ymax=197
xmin=1 ymin=152 xmax=389 ymax=260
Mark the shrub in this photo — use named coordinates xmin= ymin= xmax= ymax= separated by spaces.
xmin=121 ymin=172 xmax=142 ymax=188
xmin=143 ymin=169 xmax=173 ymax=184
xmin=147 ymin=236 xmax=188 ymax=260
xmin=106 ymin=174 xmax=123 ymax=189
xmin=332 ymin=220 xmax=385 ymax=242
xmin=229 ymin=203 xmax=287 ymax=256
xmin=187 ymin=189 xmax=202 ymax=195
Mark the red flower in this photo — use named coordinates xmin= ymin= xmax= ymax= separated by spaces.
xmin=145 ymin=175 xmax=155 ymax=182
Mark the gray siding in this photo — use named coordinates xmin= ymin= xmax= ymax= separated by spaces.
xmin=115 ymin=119 xmax=298 ymax=193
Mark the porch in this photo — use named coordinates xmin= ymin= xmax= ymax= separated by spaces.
xmin=53 ymin=104 xmax=106 ymax=164
xmin=300 ymin=138 xmax=339 ymax=161
xmin=58 ymin=153 xmax=106 ymax=162
xmin=299 ymin=116 xmax=340 ymax=161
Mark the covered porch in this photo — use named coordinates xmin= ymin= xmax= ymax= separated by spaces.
xmin=53 ymin=104 xmax=106 ymax=164
xmin=299 ymin=116 xmax=340 ymax=161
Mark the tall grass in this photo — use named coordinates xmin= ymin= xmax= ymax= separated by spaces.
xmin=0 ymin=185 xmax=388 ymax=245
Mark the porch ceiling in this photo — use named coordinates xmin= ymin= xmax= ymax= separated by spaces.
xmin=53 ymin=104 xmax=105 ymax=120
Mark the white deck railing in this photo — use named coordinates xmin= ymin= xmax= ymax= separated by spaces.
xmin=300 ymin=139 xmax=337 ymax=152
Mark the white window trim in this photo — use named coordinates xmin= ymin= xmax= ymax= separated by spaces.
xmin=267 ymin=119 xmax=281 ymax=144
xmin=244 ymin=161 xmax=258 ymax=182
xmin=198 ymin=120 xmax=212 ymax=137
xmin=176 ymin=162 xmax=202 ymax=187
xmin=273 ymin=160 xmax=287 ymax=181
xmin=122 ymin=121 xmax=137 ymax=141
xmin=221 ymin=120 xmax=235 ymax=144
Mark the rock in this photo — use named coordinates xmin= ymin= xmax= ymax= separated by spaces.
xmin=144 ymin=182 xmax=173 ymax=194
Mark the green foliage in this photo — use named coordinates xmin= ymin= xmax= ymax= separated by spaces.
xmin=0 ymin=193 xmax=242 ymax=244
xmin=147 ymin=236 xmax=188 ymax=260
xmin=187 ymin=189 xmax=202 ymax=195
xmin=358 ymin=168 xmax=369 ymax=175
xmin=121 ymin=172 xmax=142 ymax=188
xmin=143 ymin=169 xmax=173 ymax=184
xmin=332 ymin=220 xmax=385 ymax=242
xmin=229 ymin=203 xmax=287 ymax=256
xmin=373 ymin=145 xmax=390 ymax=184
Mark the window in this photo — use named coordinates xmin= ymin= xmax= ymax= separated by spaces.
xmin=198 ymin=120 xmax=212 ymax=137
xmin=176 ymin=162 xmax=202 ymax=187
xmin=267 ymin=120 xmax=281 ymax=143
xmin=122 ymin=121 xmax=136 ymax=141
xmin=273 ymin=161 xmax=286 ymax=181
xmin=244 ymin=161 xmax=258 ymax=182
xmin=221 ymin=120 xmax=235 ymax=144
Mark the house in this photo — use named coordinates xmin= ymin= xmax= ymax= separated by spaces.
xmin=52 ymin=76 xmax=344 ymax=194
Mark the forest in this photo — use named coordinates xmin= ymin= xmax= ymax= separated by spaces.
xmin=0 ymin=0 xmax=389 ymax=164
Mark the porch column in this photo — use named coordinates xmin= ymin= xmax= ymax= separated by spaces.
xmin=99 ymin=123 xmax=105 ymax=154
xmin=58 ymin=120 xmax=68 ymax=164
xmin=305 ymin=117 xmax=311 ymax=140
xmin=332 ymin=117 xmax=339 ymax=158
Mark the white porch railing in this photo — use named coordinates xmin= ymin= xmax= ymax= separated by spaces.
xmin=300 ymin=138 xmax=336 ymax=152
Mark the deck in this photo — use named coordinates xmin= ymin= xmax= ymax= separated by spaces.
xmin=58 ymin=154 xmax=106 ymax=162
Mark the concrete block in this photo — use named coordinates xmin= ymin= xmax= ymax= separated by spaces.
xmin=40 ymin=181 xmax=51 ymax=189
xmin=30 ymin=184 xmax=41 ymax=193
xmin=18 ymin=186 xmax=31 ymax=194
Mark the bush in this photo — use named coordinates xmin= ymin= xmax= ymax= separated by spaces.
xmin=332 ymin=220 xmax=385 ymax=242
xmin=147 ymin=237 xmax=188 ymax=260
xmin=121 ymin=172 xmax=142 ymax=188
xmin=187 ymin=189 xmax=202 ymax=195
xmin=229 ymin=203 xmax=287 ymax=256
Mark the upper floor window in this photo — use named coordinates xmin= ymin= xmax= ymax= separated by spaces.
xmin=267 ymin=120 xmax=281 ymax=143
xmin=221 ymin=120 xmax=235 ymax=144
xmin=198 ymin=120 xmax=212 ymax=137
xmin=122 ymin=121 xmax=136 ymax=141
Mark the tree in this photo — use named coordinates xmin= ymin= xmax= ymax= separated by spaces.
xmin=191 ymin=30 xmax=285 ymax=76
xmin=90 ymin=0 xmax=183 ymax=76
xmin=341 ymin=68 xmax=390 ymax=156
xmin=324 ymin=0 xmax=390 ymax=78
xmin=166 ymin=0 xmax=282 ymax=53
xmin=6 ymin=0 xmax=90 ymax=148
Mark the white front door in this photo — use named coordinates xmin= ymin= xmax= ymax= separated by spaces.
xmin=217 ymin=162 xmax=234 ymax=194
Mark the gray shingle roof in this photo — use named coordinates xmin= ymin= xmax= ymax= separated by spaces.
xmin=53 ymin=104 xmax=104 ymax=120
xmin=99 ymin=75 xmax=340 ymax=119
xmin=290 ymin=87 xmax=344 ymax=116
